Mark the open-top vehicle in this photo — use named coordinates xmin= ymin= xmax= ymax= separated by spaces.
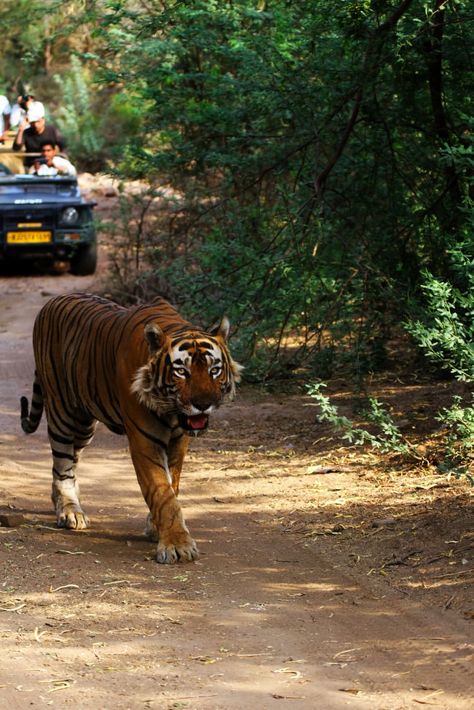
xmin=0 ymin=149 xmax=97 ymax=275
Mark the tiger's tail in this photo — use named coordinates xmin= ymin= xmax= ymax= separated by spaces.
xmin=21 ymin=374 xmax=44 ymax=434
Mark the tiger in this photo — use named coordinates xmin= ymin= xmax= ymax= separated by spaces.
xmin=21 ymin=292 xmax=242 ymax=564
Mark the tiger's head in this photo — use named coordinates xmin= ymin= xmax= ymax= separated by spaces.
xmin=131 ymin=317 xmax=242 ymax=433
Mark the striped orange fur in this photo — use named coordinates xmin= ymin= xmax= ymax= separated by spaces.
xmin=21 ymin=293 xmax=242 ymax=563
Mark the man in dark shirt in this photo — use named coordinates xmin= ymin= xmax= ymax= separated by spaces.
xmin=13 ymin=101 xmax=66 ymax=167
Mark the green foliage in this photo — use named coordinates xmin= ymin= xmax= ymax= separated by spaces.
xmin=309 ymin=203 xmax=474 ymax=480
xmin=0 ymin=1 xmax=98 ymax=96
xmin=407 ymin=126 xmax=474 ymax=382
xmin=407 ymin=263 xmax=474 ymax=382
xmin=1 ymin=0 xmax=473 ymax=390
xmin=53 ymin=55 xmax=143 ymax=170
xmin=0 ymin=1 xmax=63 ymax=82
xmin=307 ymin=382 xmax=474 ymax=483
xmin=54 ymin=56 xmax=105 ymax=165
xmin=403 ymin=123 xmax=474 ymax=480
xmin=437 ymin=396 xmax=474 ymax=483
xmin=405 ymin=240 xmax=474 ymax=481
xmin=307 ymin=382 xmax=415 ymax=456
xmin=88 ymin=0 xmax=474 ymax=379
xmin=0 ymin=0 xmax=472 ymax=479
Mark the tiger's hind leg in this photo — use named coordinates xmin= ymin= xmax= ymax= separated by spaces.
xmin=49 ymin=418 xmax=97 ymax=530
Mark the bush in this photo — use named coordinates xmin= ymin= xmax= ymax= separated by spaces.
xmin=54 ymin=56 xmax=142 ymax=171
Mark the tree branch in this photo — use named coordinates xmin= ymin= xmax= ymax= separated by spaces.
xmin=424 ymin=0 xmax=450 ymax=142
xmin=313 ymin=0 xmax=416 ymax=195
xmin=423 ymin=0 xmax=461 ymax=208
xmin=314 ymin=90 xmax=362 ymax=195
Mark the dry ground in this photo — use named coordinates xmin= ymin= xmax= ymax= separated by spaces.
xmin=0 ymin=192 xmax=473 ymax=709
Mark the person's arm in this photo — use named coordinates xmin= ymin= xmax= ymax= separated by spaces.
xmin=52 ymin=156 xmax=77 ymax=176
xmin=2 ymin=112 xmax=10 ymax=137
xmin=13 ymin=118 xmax=28 ymax=151
xmin=1 ymin=101 xmax=11 ymax=141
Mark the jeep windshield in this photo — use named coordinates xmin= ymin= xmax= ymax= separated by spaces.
xmin=0 ymin=176 xmax=80 ymax=202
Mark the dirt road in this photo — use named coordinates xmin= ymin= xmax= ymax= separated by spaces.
xmin=0 ymin=269 xmax=473 ymax=709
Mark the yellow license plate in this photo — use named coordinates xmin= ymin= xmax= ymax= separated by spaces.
xmin=7 ymin=231 xmax=52 ymax=244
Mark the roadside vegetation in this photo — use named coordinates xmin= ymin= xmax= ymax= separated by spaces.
xmin=1 ymin=0 xmax=473 ymax=478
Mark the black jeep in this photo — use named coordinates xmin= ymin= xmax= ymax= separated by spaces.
xmin=0 ymin=151 xmax=97 ymax=275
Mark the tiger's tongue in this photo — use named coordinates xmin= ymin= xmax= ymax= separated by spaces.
xmin=187 ymin=414 xmax=208 ymax=430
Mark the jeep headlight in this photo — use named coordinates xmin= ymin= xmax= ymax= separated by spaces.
xmin=61 ymin=207 xmax=79 ymax=225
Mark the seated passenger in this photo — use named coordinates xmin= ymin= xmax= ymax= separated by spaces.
xmin=13 ymin=102 xmax=66 ymax=167
xmin=30 ymin=143 xmax=77 ymax=177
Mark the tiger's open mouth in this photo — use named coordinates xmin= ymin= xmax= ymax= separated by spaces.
xmin=179 ymin=413 xmax=209 ymax=432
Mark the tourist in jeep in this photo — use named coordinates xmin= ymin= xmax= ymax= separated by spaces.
xmin=13 ymin=101 xmax=66 ymax=166
xmin=30 ymin=143 xmax=76 ymax=177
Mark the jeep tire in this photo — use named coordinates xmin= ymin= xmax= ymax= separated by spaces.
xmin=70 ymin=242 xmax=97 ymax=276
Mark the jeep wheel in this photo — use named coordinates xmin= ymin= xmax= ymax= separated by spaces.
xmin=70 ymin=243 xmax=97 ymax=276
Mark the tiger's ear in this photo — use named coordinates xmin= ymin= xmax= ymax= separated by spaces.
xmin=144 ymin=322 xmax=165 ymax=354
xmin=209 ymin=316 xmax=230 ymax=342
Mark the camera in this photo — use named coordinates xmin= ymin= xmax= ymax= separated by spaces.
xmin=19 ymin=94 xmax=34 ymax=110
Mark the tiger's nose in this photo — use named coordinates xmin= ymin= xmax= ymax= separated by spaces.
xmin=192 ymin=398 xmax=215 ymax=413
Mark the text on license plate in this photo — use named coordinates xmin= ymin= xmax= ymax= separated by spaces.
xmin=7 ymin=231 xmax=52 ymax=244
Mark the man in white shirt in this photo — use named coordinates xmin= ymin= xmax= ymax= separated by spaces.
xmin=30 ymin=142 xmax=77 ymax=177
xmin=0 ymin=94 xmax=11 ymax=142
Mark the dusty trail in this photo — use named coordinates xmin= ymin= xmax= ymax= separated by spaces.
xmin=0 ymin=269 xmax=472 ymax=709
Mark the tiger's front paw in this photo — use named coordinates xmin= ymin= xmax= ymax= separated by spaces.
xmin=57 ymin=509 xmax=89 ymax=530
xmin=52 ymin=482 xmax=88 ymax=531
xmin=156 ymin=534 xmax=199 ymax=564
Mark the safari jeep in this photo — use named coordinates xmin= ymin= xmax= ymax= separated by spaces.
xmin=0 ymin=149 xmax=97 ymax=275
